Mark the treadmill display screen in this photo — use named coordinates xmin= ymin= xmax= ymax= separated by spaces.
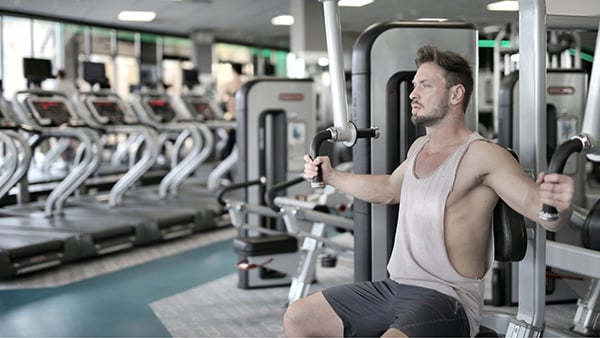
xmin=148 ymin=99 xmax=176 ymax=123
xmin=31 ymin=100 xmax=71 ymax=126
xmin=92 ymin=100 xmax=126 ymax=125
xmin=191 ymin=101 xmax=214 ymax=120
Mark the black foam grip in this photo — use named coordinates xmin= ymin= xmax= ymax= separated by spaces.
xmin=540 ymin=138 xmax=583 ymax=221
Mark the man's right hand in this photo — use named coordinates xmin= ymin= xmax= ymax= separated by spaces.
xmin=304 ymin=154 xmax=333 ymax=183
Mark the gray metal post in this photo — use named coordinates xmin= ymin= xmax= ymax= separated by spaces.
xmin=320 ymin=0 xmax=356 ymax=145
xmin=506 ymin=0 xmax=547 ymax=336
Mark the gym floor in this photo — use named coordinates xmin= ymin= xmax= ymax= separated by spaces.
xmin=0 ymin=227 xmax=238 ymax=337
xmin=0 ymin=226 xmax=586 ymax=338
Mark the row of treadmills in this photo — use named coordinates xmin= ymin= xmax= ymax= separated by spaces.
xmin=0 ymin=59 xmax=235 ymax=279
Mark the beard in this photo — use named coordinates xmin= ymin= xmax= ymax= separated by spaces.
xmin=411 ymin=95 xmax=450 ymax=127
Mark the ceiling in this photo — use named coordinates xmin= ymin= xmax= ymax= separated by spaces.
xmin=0 ymin=0 xmax=597 ymax=49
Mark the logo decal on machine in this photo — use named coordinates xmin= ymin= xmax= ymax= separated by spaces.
xmin=547 ymin=86 xmax=575 ymax=95
xmin=278 ymin=93 xmax=304 ymax=101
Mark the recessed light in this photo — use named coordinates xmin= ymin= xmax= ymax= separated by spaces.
xmin=487 ymin=1 xmax=519 ymax=12
xmin=417 ymin=18 xmax=448 ymax=22
xmin=118 ymin=11 xmax=157 ymax=22
xmin=338 ymin=0 xmax=374 ymax=8
xmin=271 ymin=15 xmax=294 ymax=26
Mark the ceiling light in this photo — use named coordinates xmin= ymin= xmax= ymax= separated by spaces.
xmin=118 ymin=11 xmax=157 ymax=22
xmin=317 ymin=57 xmax=329 ymax=67
xmin=271 ymin=15 xmax=294 ymax=26
xmin=338 ymin=0 xmax=374 ymax=7
xmin=487 ymin=1 xmax=519 ymax=11
xmin=417 ymin=18 xmax=448 ymax=22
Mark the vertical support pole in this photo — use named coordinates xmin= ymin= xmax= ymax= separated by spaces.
xmin=321 ymin=0 xmax=350 ymax=129
xmin=507 ymin=0 xmax=547 ymax=336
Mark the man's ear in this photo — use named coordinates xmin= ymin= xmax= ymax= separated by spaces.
xmin=450 ymin=84 xmax=465 ymax=106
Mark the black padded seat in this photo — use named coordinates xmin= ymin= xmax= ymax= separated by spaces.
xmin=233 ymin=235 xmax=298 ymax=256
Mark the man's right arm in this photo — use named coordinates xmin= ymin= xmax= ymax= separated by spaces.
xmin=303 ymin=154 xmax=402 ymax=205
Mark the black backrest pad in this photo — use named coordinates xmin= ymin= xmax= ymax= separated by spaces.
xmin=492 ymin=145 xmax=527 ymax=262
xmin=493 ymin=200 xmax=527 ymax=262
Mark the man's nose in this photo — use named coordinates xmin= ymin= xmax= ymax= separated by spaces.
xmin=409 ymin=89 xmax=417 ymax=100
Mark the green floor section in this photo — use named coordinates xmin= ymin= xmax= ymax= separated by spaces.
xmin=0 ymin=239 xmax=237 ymax=337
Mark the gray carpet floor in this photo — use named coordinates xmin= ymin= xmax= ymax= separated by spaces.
xmin=151 ymin=254 xmax=354 ymax=337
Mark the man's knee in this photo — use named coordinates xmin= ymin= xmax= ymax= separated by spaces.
xmin=283 ymin=300 xmax=308 ymax=337
xmin=283 ymin=299 xmax=307 ymax=332
xmin=283 ymin=292 xmax=343 ymax=337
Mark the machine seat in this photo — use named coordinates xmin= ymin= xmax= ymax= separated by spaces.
xmin=233 ymin=235 xmax=298 ymax=256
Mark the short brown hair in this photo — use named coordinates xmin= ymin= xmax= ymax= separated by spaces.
xmin=415 ymin=45 xmax=473 ymax=112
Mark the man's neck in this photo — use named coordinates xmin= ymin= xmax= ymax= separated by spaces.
xmin=424 ymin=122 xmax=472 ymax=153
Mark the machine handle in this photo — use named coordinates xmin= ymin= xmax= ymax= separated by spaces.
xmin=217 ymin=176 xmax=266 ymax=206
xmin=539 ymin=138 xmax=584 ymax=221
xmin=309 ymin=129 xmax=334 ymax=188
xmin=265 ymin=176 xmax=305 ymax=211
xmin=309 ymin=126 xmax=379 ymax=188
xmin=356 ymin=127 xmax=380 ymax=140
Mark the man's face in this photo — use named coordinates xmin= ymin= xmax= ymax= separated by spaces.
xmin=409 ymin=62 xmax=451 ymax=127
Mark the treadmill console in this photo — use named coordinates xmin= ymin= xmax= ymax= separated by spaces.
xmin=185 ymin=97 xmax=216 ymax=121
xmin=145 ymin=98 xmax=176 ymax=123
xmin=89 ymin=99 xmax=130 ymax=125
xmin=26 ymin=98 xmax=79 ymax=127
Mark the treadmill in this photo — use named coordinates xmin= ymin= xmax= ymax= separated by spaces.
xmin=124 ymin=88 xmax=224 ymax=232
xmin=168 ymin=69 xmax=238 ymax=194
xmin=68 ymin=61 xmax=220 ymax=238
xmin=0 ymin=117 xmax=80 ymax=278
xmin=0 ymin=58 xmax=147 ymax=262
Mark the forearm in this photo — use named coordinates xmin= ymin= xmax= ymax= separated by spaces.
xmin=327 ymin=170 xmax=398 ymax=204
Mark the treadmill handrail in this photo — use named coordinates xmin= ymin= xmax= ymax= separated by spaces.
xmin=0 ymin=130 xmax=32 ymax=200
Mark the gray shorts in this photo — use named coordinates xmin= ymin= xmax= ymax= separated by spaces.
xmin=322 ymin=279 xmax=470 ymax=337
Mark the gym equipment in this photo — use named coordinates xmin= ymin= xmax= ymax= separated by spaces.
xmin=5 ymin=88 xmax=148 ymax=249
xmin=234 ymin=78 xmax=315 ymax=288
xmin=495 ymin=69 xmax=588 ymax=305
xmin=219 ymin=176 xmax=353 ymax=304
xmin=128 ymin=89 xmax=223 ymax=232
xmin=481 ymin=2 xmax=600 ymax=336
xmin=168 ymin=72 xmax=238 ymax=193
xmin=0 ymin=120 xmax=80 ymax=277
xmin=73 ymin=61 xmax=222 ymax=240
xmin=0 ymin=58 xmax=146 ymax=270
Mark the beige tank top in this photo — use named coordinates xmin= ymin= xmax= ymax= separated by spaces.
xmin=387 ymin=132 xmax=492 ymax=337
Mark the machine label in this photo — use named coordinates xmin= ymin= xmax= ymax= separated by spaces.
xmin=278 ymin=93 xmax=304 ymax=101
xmin=547 ymin=86 xmax=575 ymax=95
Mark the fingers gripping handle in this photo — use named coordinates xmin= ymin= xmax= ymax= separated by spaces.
xmin=539 ymin=138 xmax=584 ymax=221
xmin=310 ymin=129 xmax=334 ymax=188
xmin=311 ymin=161 xmax=325 ymax=188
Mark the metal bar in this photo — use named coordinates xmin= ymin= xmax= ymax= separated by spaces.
xmin=320 ymin=0 xmax=350 ymax=129
xmin=516 ymin=0 xmax=547 ymax=331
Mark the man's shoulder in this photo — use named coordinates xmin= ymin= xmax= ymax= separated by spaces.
xmin=467 ymin=139 xmax=520 ymax=169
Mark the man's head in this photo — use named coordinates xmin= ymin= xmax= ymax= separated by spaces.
xmin=56 ymin=69 xmax=66 ymax=79
xmin=414 ymin=45 xmax=473 ymax=113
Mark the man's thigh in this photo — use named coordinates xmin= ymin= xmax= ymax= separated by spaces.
xmin=322 ymin=280 xmax=470 ymax=337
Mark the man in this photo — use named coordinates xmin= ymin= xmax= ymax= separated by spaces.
xmin=52 ymin=69 xmax=78 ymax=98
xmin=283 ymin=45 xmax=574 ymax=337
